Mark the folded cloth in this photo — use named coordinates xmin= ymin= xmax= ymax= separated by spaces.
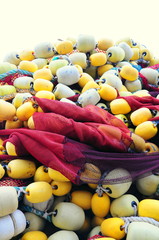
xmin=1 ymin=128 xmax=90 ymax=184
xmin=1 ymin=128 xmax=159 ymax=184
xmin=34 ymin=97 xmax=130 ymax=130
xmin=118 ymin=95 xmax=159 ymax=112
xmin=33 ymin=97 xmax=132 ymax=153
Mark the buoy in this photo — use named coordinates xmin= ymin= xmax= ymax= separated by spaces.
xmin=0 ymin=186 xmax=18 ymax=217
xmin=48 ymin=230 xmax=79 ymax=240
xmin=24 ymin=212 xmax=46 ymax=233
xmin=136 ymin=172 xmax=159 ymax=196
xmin=101 ymin=168 xmax=132 ymax=198
xmin=91 ymin=192 xmax=110 ymax=218
xmin=126 ymin=222 xmax=159 ymax=240
xmin=34 ymin=165 xmax=52 ymax=183
xmin=25 ymin=181 xmax=53 ymax=203
xmin=6 ymin=159 xmax=36 ymax=179
xmin=23 ymin=194 xmax=54 ymax=212
xmin=0 ymin=215 xmax=15 ymax=240
xmin=52 ymin=202 xmax=85 ymax=231
xmin=11 ymin=209 xmax=26 ymax=237
xmin=21 ymin=231 xmax=48 ymax=240
xmin=138 ymin=199 xmax=159 ymax=221
xmin=51 ymin=180 xmax=72 ymax=196
xmin=110 ymin=194 xmax=139 ymax=217
xmin=70 ymin=190 xmax=93 ymax=210
xmin=101 ymin=217 xmax=126 ymax=239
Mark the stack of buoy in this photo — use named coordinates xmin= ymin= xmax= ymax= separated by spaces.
xmin=0 ymin=34 xmax=159 ymax=240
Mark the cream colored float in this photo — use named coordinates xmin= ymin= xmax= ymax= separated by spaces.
xmin=101 ymin=168 xmax=132 ymax=198
xmin=48 ymin=230 xmax=79 ymax=240
xmin=126 ymin=222 xmax=159 ymax=240
xmin=0 ymin=186 xmax=18 ymax=217
xmin=52 ymin=202 xmax=85 ymax=231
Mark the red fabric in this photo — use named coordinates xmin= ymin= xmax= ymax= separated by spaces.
xmin=33 ymin=97 xmax=132 ymax=152
xmin=1 ymin=128 xmax=159 ymax=184
xmin=118 ymin=95 xmax=159 ymax=111
xmin=1 ymin=128 xmax=89 ymax=184
xmin=34 ymin=97 xmax=129 ymax=129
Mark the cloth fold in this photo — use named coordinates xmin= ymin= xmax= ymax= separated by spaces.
xmin=118 ymin=95 xmax=159 ymax=112
xmin=1 ymin=128 xmax=159 ymax=184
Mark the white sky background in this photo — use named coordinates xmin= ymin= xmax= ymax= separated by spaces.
xmin=0 ymin=0 xmax=159 ymax=60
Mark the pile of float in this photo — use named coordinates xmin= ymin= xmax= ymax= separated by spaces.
xmin=0 ymin=34 xmax=159 ymax=240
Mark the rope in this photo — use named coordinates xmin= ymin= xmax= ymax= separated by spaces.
xmin=15 ymin=186 xmax=27 ymax=198
xmin=0 ymin=69 xmax=33 ymax=80
xmin=132 ymin=204 xmax=138 ymax=216
xmin=96 ymin=185 xmax=110 ymax=197
xmin=20 ymin=204 xmax=53 ymax=222
xmin=121 ymin=216 xmax=159 ymax=233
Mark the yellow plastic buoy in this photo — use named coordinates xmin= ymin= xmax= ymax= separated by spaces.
xmin=91 ymin=192 xmax=110 ymax=218
xmin=120 ymin=65 xmax=138 ymax=81
xmin=0 ymin=85 xmax=16 ymax=96
xmin=5 ymin=141 xmax=17 ymax=156
xmin=51 ymin=180 xmax=72 ymax=196
xmin=35 ymin=90 xmax=55 ymax=100
xmin=55 ymin=40 xmax=73 ymax=55
xmin=21 ymin=231 xmax=47 ymax=240
xmin=34 ymin=165 xmax=52 ymax=183
xmin=78 ymin=72 xmax=94 ymax=88
xmin=19 ymin=49 xmax=35 ymax=61
xmin=138 ymin=199 xmax=159 ymax=221
xmin=101 ymin=217 xmax=126 ymax=240
xmin=5 ymin=117 xmax=23 ymax=129
xmin=48 ymin=168 xmax=70 ymax=182
xmin=0 ymin=99 xmax=16 ymax=121
xmin=130 ymin=107 xmax=153 ymax=126
xmin=97 ymin=63 xmax=114 ymax=76
xmin=134 ymin=121 xmax=158 ymax=140
xmin=0 ymin=164 xmax=5 ymax=179
xmin=7 ymin=159 xmax=36 ymax=179
xmin=70 ymin=190 xmax=93 ymax=210
xmin=89 ymin=52 xmax=107 ymax=66
xmin=97 ymin=37 xmax=114 ymax=50
xmin=16 ymin=101 xmax=37 ymax=121
xmin=110 ymin=98 xmax=131 ymax=115
xmin=25 ymin=181 xmax=53 ymax=203
xmin=18 ymin=60 xmax=38 ymax=72
xmin=33 ymin=78 xmax=54 ymax=92
xmin=144 ymin=142 xmax=159 ymax=153
xmin=33 ymin=68 xmax=53 ymax=81
xmin=98 ymin=84 xmax=117 ymax=101
xmin=81 ymin=80 xmax=99 ymax=93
